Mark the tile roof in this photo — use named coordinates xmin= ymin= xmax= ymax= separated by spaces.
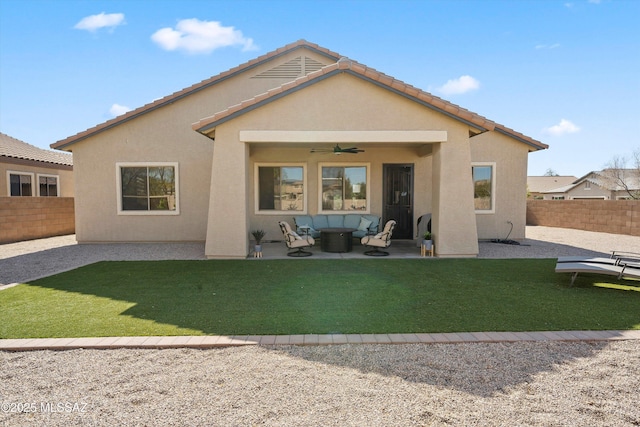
xmin=52 ymin=40 xmax=341 ymax=150
xmin=52 ymin=39 xmax=547 ymax=152
xmin=1 ymin=132 xmax=73 ymax=166
xmin=540 ymin=170 xmax=640 ymax=194
xmin=527 ymin=176 xmax=578 ymax=193
xmin=192 ymin=57 xmax=548 ymax=151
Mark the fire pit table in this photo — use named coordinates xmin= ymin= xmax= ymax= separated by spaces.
xmin=319 ymin=228 xmax=356 ymax=253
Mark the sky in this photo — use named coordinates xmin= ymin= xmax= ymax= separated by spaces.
xmin=1 ymin=0 xmax=638 ymax=177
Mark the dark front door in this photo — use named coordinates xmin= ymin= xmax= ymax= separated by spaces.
xmin=383 ymin=164 xmax=413 ymax=239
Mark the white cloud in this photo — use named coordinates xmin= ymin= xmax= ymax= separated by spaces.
xmin=535 ymin=43 xmax=561 ymax=50
xmin=109 ymin=103 xmax=132 ymax=117
xmin=74 ymin=12 xmax=125 ymax=32
xmin=151 ymin=19 xmax=257 ymax=54
xmin=436 ymin=75 xmax=480 ymax=95
xmin=543 ymin=119 xmax=581 ymax=136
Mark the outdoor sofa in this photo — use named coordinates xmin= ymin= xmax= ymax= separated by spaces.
xmin=293 ymin=214 xmax=380 ymax=239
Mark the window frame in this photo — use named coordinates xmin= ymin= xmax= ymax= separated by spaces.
xmin=37 ymin=173 xmax=60 ymax=197
xmin=7 ymin=171 xmax=35 ymax=197
xmin=471 ymin=162 xmax=496 ymax=214
xmin=116 ymin=162 xmax=180 ymax=215
xmin=318 ymin=162 xmax=371 ymax=214
xmin=254 ymin=163 xmax=307 ymax=215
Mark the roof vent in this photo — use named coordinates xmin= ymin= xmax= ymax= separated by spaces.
xmin=252 ymin=56 xmax=325 ymax=79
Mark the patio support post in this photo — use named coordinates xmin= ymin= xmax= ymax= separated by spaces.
xmin=204 ymin=128 xmax=250 ymax=259
xmin=431 ymin=132 xmax=479 ymax=257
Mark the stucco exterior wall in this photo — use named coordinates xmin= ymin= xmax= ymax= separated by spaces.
xmin=431 ymin=127 xmax=479 ymax=257
xmin=470 ymin=131 xmax=530 ymax=240
xmin=70 ymin=110 xmax=213 ymax=242
xmin=69 ymin=49 xmax=336 ymax=243
xmin=0 ymin=161 xmax=73 ymax=197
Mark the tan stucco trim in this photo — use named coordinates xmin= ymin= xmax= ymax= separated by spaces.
xmin=239 ymin=130 xmax=448 ymax=144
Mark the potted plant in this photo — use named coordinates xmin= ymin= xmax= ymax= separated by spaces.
xmin=251 ymin=229 xmax=266 ymax=257
xmin=422 ymin=231 xmax=433 ymax=251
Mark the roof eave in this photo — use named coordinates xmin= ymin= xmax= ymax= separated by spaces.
xmin=494 ymin=127 xmax=548 ymax=151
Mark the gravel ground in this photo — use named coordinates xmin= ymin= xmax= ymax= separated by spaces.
xmin=0 ymin=342 xmax=638 ymax=426
xmin=1 ymin=226 xmax=639 ymax=426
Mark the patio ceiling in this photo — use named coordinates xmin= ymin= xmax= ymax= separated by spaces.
xmin=240 ymin=130 xmax=446 ymax=156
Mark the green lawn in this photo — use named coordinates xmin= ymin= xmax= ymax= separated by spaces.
xmin=1 ymin=259 xmax=639 ymax=338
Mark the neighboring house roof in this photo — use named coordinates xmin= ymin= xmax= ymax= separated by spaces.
xmin=1 ymin=132 xmax=73 ymax=166
xmin=580 ymin=169 xmax=640 ymax=191
xmin=540 ymin=170 xmax=640 ymax=194
xmin=52 ymin=39 xmax=548 ymax=152
xmin=527 ymin=176 xmax=577 ymax=193
xmin=541 ymin=183 xmax=576 ymax=194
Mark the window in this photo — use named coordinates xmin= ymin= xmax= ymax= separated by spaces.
xmin=320 ymin=164 xmax=369 ymax=212
xmin=255 ymin=164 xmax=305 ymax=213
xmin=585 ymin=181 xmax=591 ymax=190
xmin=8 ymin=172 xmax=34 ymax=196
xmin=117 ymin=163 xmax=178 ymax=214
xmin=38 ymin=175 xmax=59 ymax=197
xmin=472 ymin=163 xmax=495 ymax=213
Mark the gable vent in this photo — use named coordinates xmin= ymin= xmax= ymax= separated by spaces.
xmin=252 ymin=56 xmax=325 ymax=79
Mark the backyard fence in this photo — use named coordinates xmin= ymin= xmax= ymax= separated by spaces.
xmin=0 ymin=197 xmax=75 ymax=244
xmin=526 ymin=199 xmax=640 ymax=237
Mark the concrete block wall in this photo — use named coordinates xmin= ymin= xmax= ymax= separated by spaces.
xmin=0 ymin=197 xmax=75 ymax=244
xmin=527 ymin=200 xmax=640 ymax=237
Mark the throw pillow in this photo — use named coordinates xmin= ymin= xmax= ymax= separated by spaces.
xmin=358 ymin=217 xmax=373 ymax=232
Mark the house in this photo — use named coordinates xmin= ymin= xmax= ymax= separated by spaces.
xmin=51 ymin=40 xmax=547 ymax=258
xmin=1 ymin=132 xmax=73 ymax=197
xmin=527 ymin=175 xmax=577 ymax=199
xmin=1 ymin=132 xmax=74 ymax=243
xmin=542 ymin=170 xmax=640 ymax=200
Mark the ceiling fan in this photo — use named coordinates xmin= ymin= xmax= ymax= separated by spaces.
xmin=310 ymin=144 xmax=364 ymax=155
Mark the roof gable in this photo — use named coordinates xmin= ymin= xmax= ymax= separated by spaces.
xmin=192 ymin=58 xmax=547 ymax=151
